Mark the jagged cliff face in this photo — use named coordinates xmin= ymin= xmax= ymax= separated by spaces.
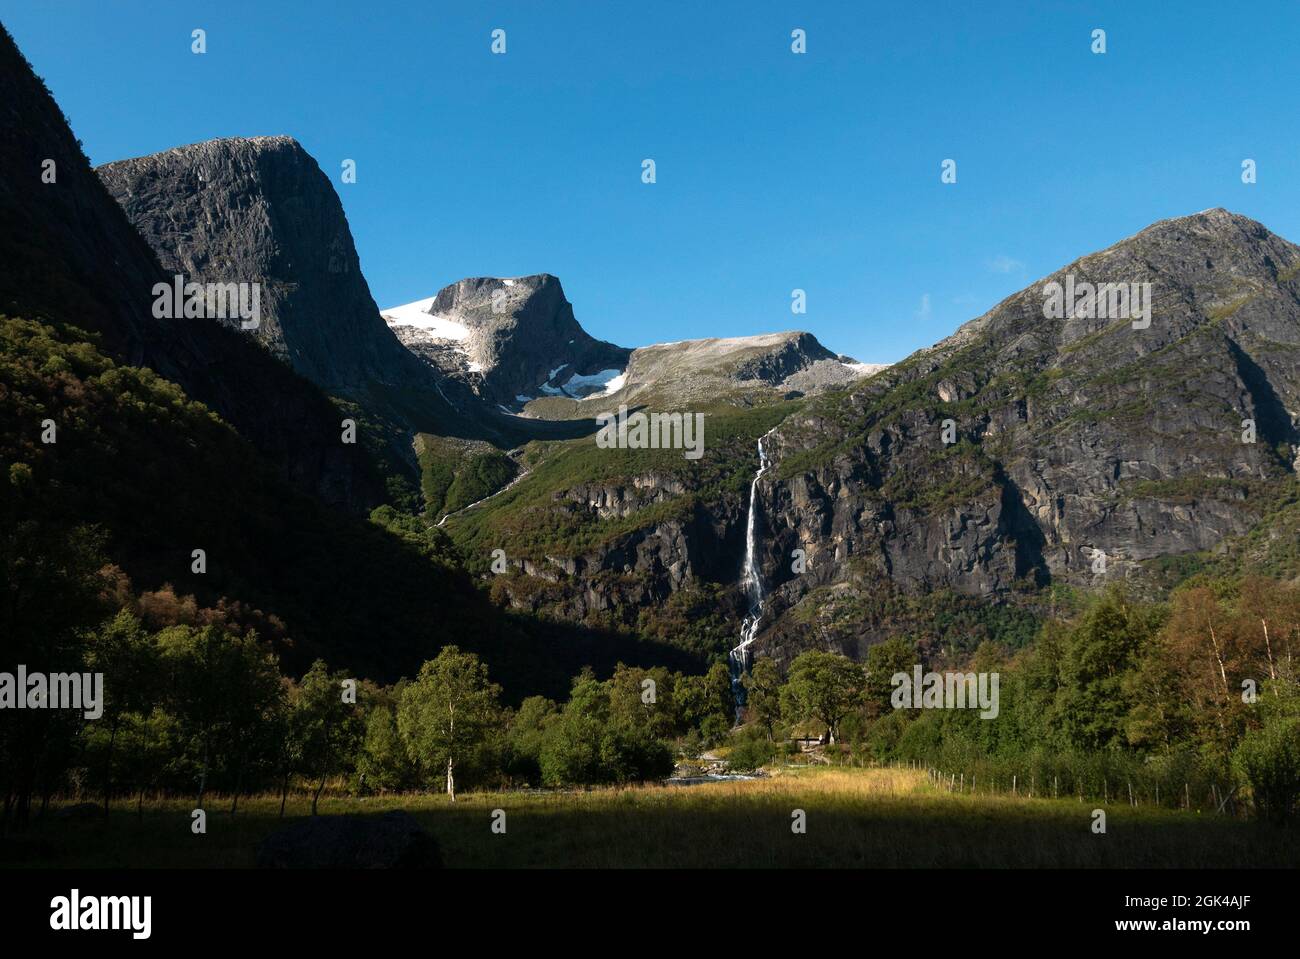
xmin=96 ymin=136 xmax=420 ymax=393
xmin=384 ymin=274 xmax=631 ymax=409
xmin=746 ymin=209 xmax=1300 ymax=658
xmin=0 ymin=27 xmax=379 ymax=508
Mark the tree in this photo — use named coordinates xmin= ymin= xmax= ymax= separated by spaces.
xmin=1233 ymin=680 xmax=1300 ymax=824
xmin=1056 ymin=589 xmax=1160 ymax=751
xmin=357 ymin=702 xmax=418 ymax=793
xmin=1235 ymin=717 xmax=1300 ymax=824
xmin=0 ymin=515 xmax=109 ymax=828
xmin=292 ymin=661 xmax=362 ymax=815
xmin=728 ymin=725 xmax=777 ymax=771
xmin=780 ymin=651 xmax=864 ymax=744
xmin=741 ymin=657 xmax=782 ymax=738
xmin=158 ymin=624 xmax=284 ymax=812
xmin=84 ymin=610 xmax=160 ymax=819
xmin=538 ymin=676 xmax=607 ymax=786
xmin=675 ymin=661 xmax=733 ymax=733
xmin=539 ymin=675 xmax=673 ymax=786
xmin=606 ymin=664 xmax=676 ymax=739
xmin=864 ymin=637 xmax=915 ymax=719
xmin=397 ymin=647 xmax=502 ymax=801
xmin=504 ymin=696 xmax=559 ymax=786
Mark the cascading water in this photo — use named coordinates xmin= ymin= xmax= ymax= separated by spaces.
xmin=729 ymin=432 xmax=773 ymax=718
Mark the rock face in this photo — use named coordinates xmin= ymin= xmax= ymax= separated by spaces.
xmin=748 ymin=208 xmax=1300 ymax=659
xmin=97 ymin=136 xmax=421 ymax=394
xmin=256 ymin=811 xmax=443 ymax=869
xmin=385 ymin=274 xmax=630 ymax=409
xmin=0 ymin=26 xmax=378 ymax=508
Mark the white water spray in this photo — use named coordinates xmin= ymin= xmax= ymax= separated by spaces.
xmin=729 ymin=431 xmax=774 ymax=715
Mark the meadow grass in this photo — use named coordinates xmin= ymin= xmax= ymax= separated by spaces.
xmin=5 ymin=767 xmax=1296 ymax=868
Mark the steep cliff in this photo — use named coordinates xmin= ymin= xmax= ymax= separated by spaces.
xmin=750 ymin=208 xmax=1300 ymax=659
xmin=96 ymin=136 xmax=425 ymax=394
xmin=0 ymin=26 xmax=380 ymax=508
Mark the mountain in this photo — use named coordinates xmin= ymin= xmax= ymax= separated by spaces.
xmin=383 ymin=274 xmax=630 ymax=410
xmin=442 ymin=209 xmax=1300 ymax=667
xmin=0 ymin=23 xmax=697 ymax=697
xmin=94 ymin=138 xmax=593 ymax=478
xmin=96 ymin=136 xmax=423 ymax=394
xmin=520 ymin=331 xmax=885 ymax=417
xmin=15 ymin=12 xmax=1295 ymax=688
xmin=0 ymin=25 xmax=378 ymax=509
xmin=749 ymin=208 xmax=1300 ymax=661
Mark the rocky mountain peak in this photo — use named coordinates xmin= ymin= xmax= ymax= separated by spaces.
xmin=96 ymin=135 xmax=417 ymax=393
xmin=383 ymin=273 xmax=631 ymax=408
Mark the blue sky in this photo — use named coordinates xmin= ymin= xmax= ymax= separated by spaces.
xmin=5 ymin=1 xmax=1299 ymax=363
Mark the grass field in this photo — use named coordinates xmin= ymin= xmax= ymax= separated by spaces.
xmin=5 ymin=767 xmax=1296 ymax=868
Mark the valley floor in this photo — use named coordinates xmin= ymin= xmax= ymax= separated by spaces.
xmin=5 ymin=767 xmax=1296 ymax=869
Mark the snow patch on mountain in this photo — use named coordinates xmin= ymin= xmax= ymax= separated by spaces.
xmin=381 ymin=297 xmax=472 ymax=342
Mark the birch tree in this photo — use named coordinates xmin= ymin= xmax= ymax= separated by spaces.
xmin=397 ymin=647 xmax=502 ymax=801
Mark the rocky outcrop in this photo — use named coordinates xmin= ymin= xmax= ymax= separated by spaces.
xmin=97 ymin=136 xmax=422 ymax=394
xmin=0 ymin=25 xmax=379 ymax=508
xmin=385 ymin=274 xmax=630 ymax=409
xmin=492 ymin=490 xmax=750 ymax=622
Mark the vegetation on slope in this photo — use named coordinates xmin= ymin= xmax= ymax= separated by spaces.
xmin=0 ymin=317 xmax=700 ymax=699
xmin=444 ymin=400 xmax=800 ymax=568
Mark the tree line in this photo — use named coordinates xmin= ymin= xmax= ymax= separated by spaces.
xmin=0 ymin=597 xmax=740 ymax=827
xmin=740 ymin=578 xmax=1300 ymax=823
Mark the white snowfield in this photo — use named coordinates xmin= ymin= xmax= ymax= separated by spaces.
xmin=380 ymin=297 xmax=471 ymax=341
xmin=541 ymin=367 xmax=626 ymax=398
xmin=841 ymin=361 xmax=891 ymax=377
xmin=591 ymin=370 xmax=627 ymax=396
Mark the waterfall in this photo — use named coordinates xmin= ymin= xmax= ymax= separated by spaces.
xmin=729 ymin=432 xmax=773 ymax=716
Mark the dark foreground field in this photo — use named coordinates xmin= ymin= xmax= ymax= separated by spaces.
xmin=4 ymin=768 xmax=1296 ymax=868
